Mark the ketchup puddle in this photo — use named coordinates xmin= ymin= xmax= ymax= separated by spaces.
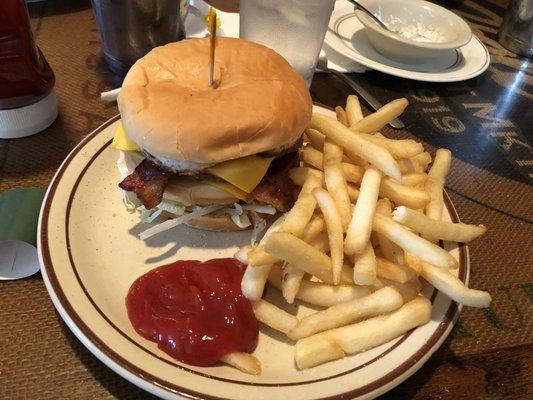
xmin=126 ymin=258 xmax=258 ymax=366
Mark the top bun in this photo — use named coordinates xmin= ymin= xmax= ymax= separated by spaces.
xmin=118 ymin=37 xmax=312 ymax=164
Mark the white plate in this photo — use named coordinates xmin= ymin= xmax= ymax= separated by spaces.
xmin=325 ymin=3 xmax=490 ymax=82
xmin=38 ymin=105 xmax=469 ymax=400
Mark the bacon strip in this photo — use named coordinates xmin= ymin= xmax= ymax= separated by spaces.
xmin=120 ymin=152 xmax=298 ymax=212
xmin=119 ymin=159 xmax=168 ymax=209
xmin=248 ymin=152 xmax=298 ymax=212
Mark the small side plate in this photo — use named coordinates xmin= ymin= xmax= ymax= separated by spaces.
xmin=325 ymin=3 xmax=490 ymax=82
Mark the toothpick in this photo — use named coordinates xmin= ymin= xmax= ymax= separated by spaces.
xmin=206 ymin=8 xmax=217 ymax=87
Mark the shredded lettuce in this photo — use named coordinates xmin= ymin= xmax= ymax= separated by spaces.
xmin=137 ymin=201 xmax=275 ymax=241
xmin=249 ymin=211 xmax=267 ymax=245
xmin=242 ymin=204 xmax=276 ymax=215
xmin=139 ymin=204 xmax=226 ymax=240
xmin=122 ymin=192 xmax=138 ymax=213
xmin=116 ymin=147 xmax=276 ymax=240
xmin=226 ymin=203 xmax=252 ymax=228
xmin=225 ymin=203 xmax=274 ymax=238
xmin=116 ymin=150 xmax=143 ymax=178
xmin=138 ymin=202 xmax=186 ymax=223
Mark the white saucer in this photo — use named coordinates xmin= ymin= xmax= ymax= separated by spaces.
xmin=325 ymin=3 xmax=490 ymax=82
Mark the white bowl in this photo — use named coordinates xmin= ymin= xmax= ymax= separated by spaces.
xmin=355 ymin=0 xmax=472 ymax=65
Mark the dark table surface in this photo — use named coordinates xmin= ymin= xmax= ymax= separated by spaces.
xmin=0 ymin=0 xmax=531 ymax=399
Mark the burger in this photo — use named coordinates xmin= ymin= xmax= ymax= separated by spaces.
xmin=113 ymin=37 xmax=312 ymax=235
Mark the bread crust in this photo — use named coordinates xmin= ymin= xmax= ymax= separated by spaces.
xmin=185 ymin=214 xmax=246 ymax=231
xmin=118 ymin=37 xmax=312 ymax=164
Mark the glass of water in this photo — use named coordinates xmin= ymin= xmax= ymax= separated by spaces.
xmin=239 ymin=0 xmax=335 ymax=86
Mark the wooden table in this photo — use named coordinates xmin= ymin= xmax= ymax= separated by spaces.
xmin=1 ymin=0 xmax=531 ymax=399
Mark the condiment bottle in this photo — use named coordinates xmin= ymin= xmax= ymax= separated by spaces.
xmin=0 ymin=0 xmax=58 ymax=138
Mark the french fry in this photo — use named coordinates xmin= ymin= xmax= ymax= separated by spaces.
xmin=345 ymin=167 xmax=382 ymax=255
xmin=234 ymin=245 xmax=252 ymax=264
xmin=340 ymin=263 xmax=355 ymax=285
xmin=247 ymin=247 xmax=278 ymax=268
xmin=302 ymin=214 xmax=326 ymax=243
xmin=287 ymin=287 xmax=403 ymax=340
xmin=401 ymin=172 xmax=428 ymax=186
xmin=353 ymin=243 xmax=376 ymax=285
xmin=379 ymin=177 xmax=431 ymax=209
xmin=252 ymin=299 xmax=298 ymax=334
xmin=268 ymin=266 xmax=371 ymax=307
xmin=264 ymin=232 xmax=333 ymax=284
xmin=347 ymin=183 xmax=360 ymax=203
xmin=356 ymin=133 xmax=424 ymax=159
xmin=301 ymin=146 xmax=325 ymax=171
xmin=335 ymin=106 xmax=349 ymax=126
xmin=375 ymin=199 xmax=404 ymax=264
xmin=313 ymin=188 xmax=344 ymax=284
xmin=397 ymin=158 xmax=422 ymax=173
xmin=370 ymin=277 xmax=385 ymax=291
xmin=425 ymin=149 xmax=452 ymax=241
xmin=310 ymin=232 xmax=330 ymax=253
xmin=295 ymin=297 xmax=432 ymax=369
xmin=318 ymin=169 xmax=427 ymax=209
xmin=413 ymin=151 xmax=432 ymax=172
xmin=240 ymin=218 xmax=287 ymax=299
xmin=342 ymin=163 xmax=365 ymax=184
xmin=350 ymin=98 xmax=408 ymax=134
xmin=393 ymin=206 xmax=487 ymax=242
xmin=233 ymin=96 xmax=491 ymax=375
xmin=275 ymin=215 xmax=326 ymax=302
xmin=305 ymin=128 xmax=325 ymax=151
xmin=403 ymin=251 xmax=423 ymax=275
xmin=373 ymin=213 xmax=458 ymax=269
xmin=281 ymin=263 xmax=306 ymax=304
xmin=289 ymin=167 xmax=306 ymax=186
xmin=323 ymin=140 xmax=352 ymax=230
xmin=292 ymin=283 xmax=370 ymax=307
xmin=302 ymin=147 xmax=365 ymax=184
xmin=377 ymin=277 xmax=422 ymax=302
xmin=248 ymin=170 xmax=323 ymax=266
xmin=420 ymin=261 xmax=491 ymax=307
xmin=289 ymin=167 xmax=323 ymax=187
xmin=310 ymin=114 xmax=401 ymax=181
xmin=281 ymin=169 xmax=323 ymax=236
xmin=376 ymin=257 xmax=415 ymax=283
xmin=241 ymin=263 xmax=274 ymax=300
xmin=220 ymin=353 xmax=261 ymax=376
xmin=346 ymin=95 xmax=364 ymax=126
xmin=313 ymin=165 xmax=427 ymax=211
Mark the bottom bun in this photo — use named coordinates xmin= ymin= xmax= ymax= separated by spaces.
xmin=161 ymin=210 xmax=274 ymax=232
xmin=160 ymin=210 xmax=244 ymax=231
xmin=187 ymin=212 xmax=274 ymax=231
xmin=186 ymin=214 xmax=247 ymax=232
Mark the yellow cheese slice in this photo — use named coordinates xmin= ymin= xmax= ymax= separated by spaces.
xmin=112 ymin=121 xmax=272 ymax=194
xmin=204 ymin=180 xmax=248 ymax=201
xmin=206 ymin=155 xmax=274 ymax=193
xmin=112 ymin=121 xmax=140 ymax=151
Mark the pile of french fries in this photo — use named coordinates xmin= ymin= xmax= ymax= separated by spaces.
xmin=225 ymin=95 xmax=490 ymax=376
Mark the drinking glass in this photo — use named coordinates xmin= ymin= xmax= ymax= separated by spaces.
xmin=90 ymin=0 xmax=190 ymax=76
xmin=239 ymin=0 xmax=335 ymax=86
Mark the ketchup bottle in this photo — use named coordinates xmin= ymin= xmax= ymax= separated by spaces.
xmin=0 ymin=0 xmax=58 ymax=138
